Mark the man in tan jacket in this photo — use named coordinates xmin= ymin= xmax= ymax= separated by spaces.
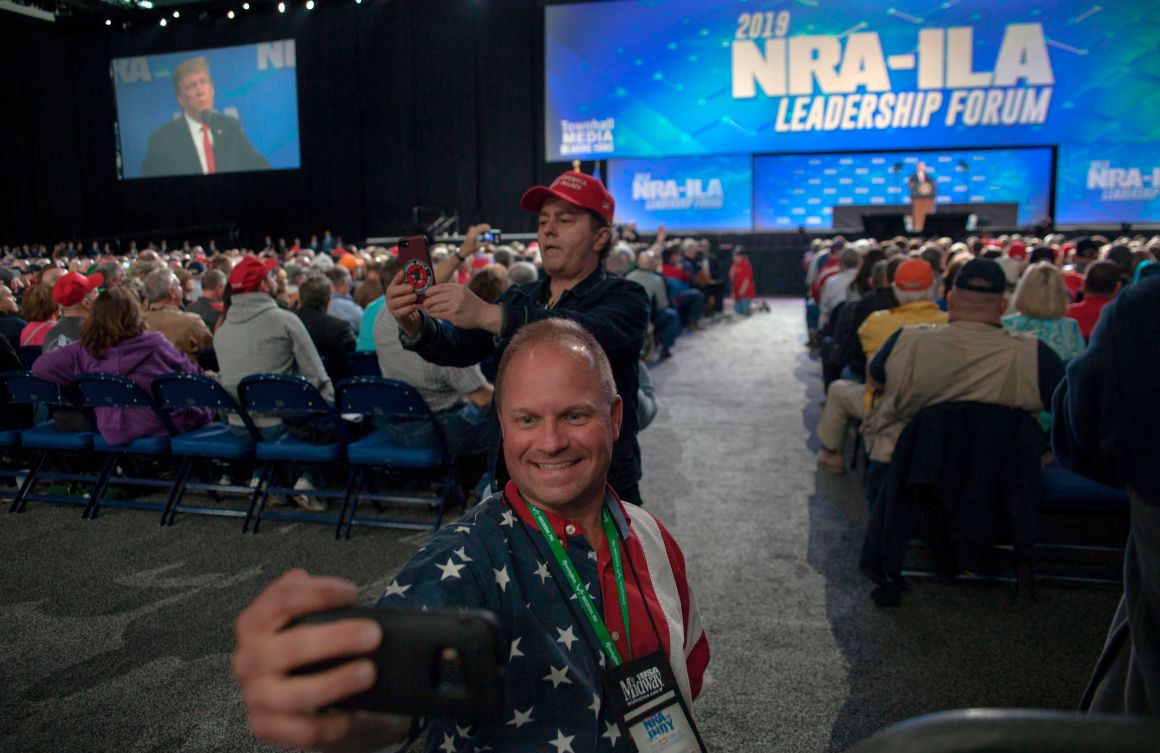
xmin=860 ymin=258 xmax=1064 ymax=497
xmin=141 ymin=267 xmax=213 ymax=360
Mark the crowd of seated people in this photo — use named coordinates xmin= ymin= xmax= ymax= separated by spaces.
xmin=0 ymin=215 xmax=763 ymax=514
xmin=805 ymin=230 xmax=1159 ymax=514
xmin=808 ymin=231 xmax=1158 ymax=456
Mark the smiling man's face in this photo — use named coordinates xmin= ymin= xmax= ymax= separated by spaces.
xmin=498 ymin=341 xmax=621 ymax=516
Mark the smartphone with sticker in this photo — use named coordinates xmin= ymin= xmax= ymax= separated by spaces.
xmin=398 ymin=235 xmax=435 ymax=303
xmin=289 ymin=606 xmax=506 ymax=722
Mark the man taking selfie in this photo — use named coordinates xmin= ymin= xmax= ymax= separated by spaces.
xmin=386 ymin=172 xmax=650 ymax=505
xmin=231 ymin=319 xmax=709 ymax=753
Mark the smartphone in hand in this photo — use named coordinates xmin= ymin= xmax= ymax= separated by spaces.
xmin=398 ymin=235 xmax=435 ymax=303
xmin=289 ymin=606 xmax=506 ymax=721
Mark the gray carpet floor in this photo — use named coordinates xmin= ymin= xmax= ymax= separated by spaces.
xmin=0 ymin=298 xmax=1122 ymax=753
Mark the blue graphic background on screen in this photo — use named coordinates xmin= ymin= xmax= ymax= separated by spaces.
xmin=1057 ymin=143 xmax=1160 ymax=224
xmin=114 ymin=41 xmax=301 ymax=179
xmin=607 ymin=156 xmax=752 ymax=231
xmin=753 ymin=148 xmax=1051 ymax=230
xmin=544 ymin=0 xmax=1160 ymax=160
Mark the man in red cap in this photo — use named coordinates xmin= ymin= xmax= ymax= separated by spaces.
xmin=214 ymin=256 xmax=334 ymax=511
xmin=42 ymin=271 xmax=104 ymax=353
xmin=387 ymin=172 xmax=650 ymax=504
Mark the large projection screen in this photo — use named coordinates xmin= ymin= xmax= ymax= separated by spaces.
xmin=113 ymin=40 xmax=301 ymax=180
xmin=544 ymin=0 xmax=1158 ymax=161
xmin=1056 ymin=143 xmax=1160 ymax=225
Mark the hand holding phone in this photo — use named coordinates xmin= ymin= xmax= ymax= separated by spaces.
xmin=232 ymin=570 xmax=405 ymax=750
xmin=397 ymin=235 xmax=435 ymax=304
xmin=290 ymin=606 xmax=506 ymax=721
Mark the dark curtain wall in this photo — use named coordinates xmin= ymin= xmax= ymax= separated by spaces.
xmin=0 ymin=0 xmax=558 ymax=247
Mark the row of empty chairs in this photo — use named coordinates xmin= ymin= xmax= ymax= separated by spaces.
xmin=0 ymin=370 xmax=461 ymax=538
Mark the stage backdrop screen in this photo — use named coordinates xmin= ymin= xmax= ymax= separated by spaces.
xmin=545 ymin=0 xmax=1158 ymax=160
xmin=113 ymin=40 xmax=300 ymax=180
xmin=605 ymin=155 xmax=753 ymax=232
xmin=753 ymin=148 xmax=1052 ymax=231
xmin=1056 ymin=143 xmax=1160 ymax=225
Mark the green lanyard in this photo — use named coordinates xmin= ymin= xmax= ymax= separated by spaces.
xmin=527 ymin=502 xmax=632 ymax=667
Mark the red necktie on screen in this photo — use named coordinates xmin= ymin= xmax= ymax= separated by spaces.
xmin=201 ymin=125 xmax=216 ymax=174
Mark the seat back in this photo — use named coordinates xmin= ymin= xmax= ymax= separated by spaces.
xmin=238 ymin=373 xmax=333 ymax=415
xmin=152 ymin=372 xmax=259 ymax=439
xmin=345 ymin=352 xmax=383 ymax=377
xmin=0 ymin=370 xmax=75 ymax=408
xmin=862 ymin=400 xmax=1042 ymax=587
xmin=845 ymin=708 xmax=1160 ymax=753
xmin=336 ymin=376 xmax=449 ymax=454
xmin=71 ymin=372 xmax=177 ymax=435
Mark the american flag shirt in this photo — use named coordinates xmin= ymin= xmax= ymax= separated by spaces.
xmin=377 ymin=482 xmax=710 ymax=753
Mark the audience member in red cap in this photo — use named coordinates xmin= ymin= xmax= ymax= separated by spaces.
xmin=41 ymin=271 xmax=104 ymax=353
xmin=387 ymin=172 xmax=651 ymax=504
xmin=1067 ymin=260 xmax=1122 ymax=341
xmin=816 ymin=258 xmax=946 ymax=473
xmin=214 ymin=255 xmax=334 ymax=511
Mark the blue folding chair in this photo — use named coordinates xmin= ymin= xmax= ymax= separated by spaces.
xmin=345 ymin=352 xmax=382 ymax=377
xmin=1 ymin=370 xmax=96 ymax=513
xmin=237 ymin=374 xmax=353 ymax=534
xmin=336 ymin=376 xmax=462 ymax=538
xmin=70 ymin=373 xmax=179 ymax=520
xmin=151 ymin=372 xmax=262 ymax=528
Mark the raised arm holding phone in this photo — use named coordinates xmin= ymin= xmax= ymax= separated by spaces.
xmin=386 ymin=172 xmax=650 ymax=505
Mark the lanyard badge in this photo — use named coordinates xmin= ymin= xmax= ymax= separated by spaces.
xmin=525 ymin=500 xmax=709 ymax=752
xmin=603 ymin=652 xmax=708 ymax=753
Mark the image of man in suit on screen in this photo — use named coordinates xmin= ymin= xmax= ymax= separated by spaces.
xmin=141 ymin=56 xmax=270 ymax=178
xmin=906 ymin=160 xmax=937 ymax=232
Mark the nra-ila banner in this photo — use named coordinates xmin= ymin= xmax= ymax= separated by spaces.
xmin=545 ymin=0 xmax=1157 ymax=160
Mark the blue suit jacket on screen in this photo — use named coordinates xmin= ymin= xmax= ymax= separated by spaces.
xmin=140 ymin=113 xmax=270 ymax=178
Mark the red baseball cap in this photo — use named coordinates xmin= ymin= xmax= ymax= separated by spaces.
xmin=1007 ymin=241 xmax=1027 ymax=259
xmin=53 ymin=272 xmax=104 ymax=307
xmin=228 ymin=256 xmax=278 ymax=293
xmin=893 ymin=259 xmax=935 ymax=291
xmin=520 ymin=172 xmax=615 ymax=225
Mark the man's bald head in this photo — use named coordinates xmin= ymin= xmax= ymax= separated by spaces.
xmin=495 ymin=319 xmax=616 ymax=411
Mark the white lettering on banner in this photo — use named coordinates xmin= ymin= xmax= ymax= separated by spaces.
xmin=1086 ymin=161 xmax=1160 ymax=201
xmin=632 ymin=173 xmax=725 ymax=211
xmin=112 ymin=58 xmax=153 ymax=84
xmin=732 ymin=20 xmax=1055 ymax=133
xmin=258 ymin=40 xmax=296 ymax=70
xmin=559 ymin=118 xmax=616 ymax=156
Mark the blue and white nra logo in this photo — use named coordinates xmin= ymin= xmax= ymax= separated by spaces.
xmin=642 ymin=710 xmax=675 ymax=741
